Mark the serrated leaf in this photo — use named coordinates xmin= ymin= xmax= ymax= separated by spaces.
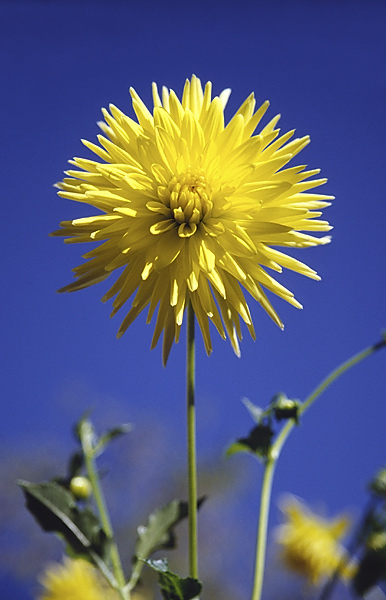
xmin=129 ymin=498 xmax=203 ymax=591
xmin=19 ymin=480 xmax=108 ymax=561
xmin=135 ymin=499 xmax=187 ymax=560
xmin=145 ymin=558 xmax=202 ymax=600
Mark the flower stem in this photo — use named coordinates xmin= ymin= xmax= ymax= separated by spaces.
xmin=250 ymin=336 xmax=386 ymax=600
xmin=275 ymin=337 xmax=386 ymax=460
xmin=81 ymin=423 xmax=128 ymax=599
xmin=251 ymin=456 xmax=277 ymax=600
xmin=186 ymin=301 xmax=199 ymax=580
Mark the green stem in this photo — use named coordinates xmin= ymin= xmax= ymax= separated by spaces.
xmin=251 ymin=457 xmax=277 ymax=600
xmin=187 ymin=301 xmax=199 ymax=579
xmin=81 ymin=422 xmax=128 ymax=600
xmin=275 ymin=338 xmax=385 ymax=461
xmin=250 ymin=336 xmax=386 ymax=600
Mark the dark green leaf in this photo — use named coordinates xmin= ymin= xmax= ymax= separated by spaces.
xmin=19 ymin=480 xmax=108 ymax=561
xmin=226 ymin=423 xmax=274 ymax=461
xmin=145 ymin=559 xmax=201 ymax=600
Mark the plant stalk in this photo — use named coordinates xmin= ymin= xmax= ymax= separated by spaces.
xmin=250 ymin=336 xmax=385 ymax=600
xmin=251 ymin=456 xmax=277 ymax=600
xmin=81 ymin=424 xmax=129 ymax=599
xmin=186 ymin=301 xmax=199 ymax=580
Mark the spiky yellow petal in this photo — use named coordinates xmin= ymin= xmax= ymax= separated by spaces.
xmin=276 ymin=496 xmax=355 ymax=585
xmin=38 ymin=558 xmax=119 ymax=600
xmin=53 ymin=76 xmax=332 ymax=364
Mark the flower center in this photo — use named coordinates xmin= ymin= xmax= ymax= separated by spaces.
xmin=159 ymin=169 xmax=213 ymax=237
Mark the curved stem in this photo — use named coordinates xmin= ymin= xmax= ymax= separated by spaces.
xmin=251 ymin=457 xmax=277 ymax=600
xmin=250 ymin=336 xmax=385 ymax=600
xmin=274 ymin=339 xmax=385 ymax=462
xmin=186 ymin=301 xmax=199 ymax=579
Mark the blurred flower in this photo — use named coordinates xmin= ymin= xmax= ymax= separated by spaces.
xmin=53 ymin=75 xmax=332 ymax=364
xmin=276 ymin=495 xmax=355 ymax=585
xmin=38 ymin=557 xmax=118 ymax=600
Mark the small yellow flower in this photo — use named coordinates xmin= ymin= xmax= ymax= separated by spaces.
xmin=38 ymin=557 xmax=119 ymax=600
xmin=276 ymin=496 xmax=354 ymax=585
xmin=53 ymin=76 xmax=332 ymax=364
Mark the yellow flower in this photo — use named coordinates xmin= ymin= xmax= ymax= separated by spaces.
xmin=53 ymin=76 xmax=332 ymax=364
xmin=276 ymin=496 xmax=354 ymax=585
xmin=38 ymin=557 xmax=119 ymax=600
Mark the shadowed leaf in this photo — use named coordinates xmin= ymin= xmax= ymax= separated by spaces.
xmin=145 ymin=558 xmax=202 ymax=600
xmin=226 ymin=423 xmax=274 ymax=461
xmin=19 ymin=480 xmax=108 ymax=562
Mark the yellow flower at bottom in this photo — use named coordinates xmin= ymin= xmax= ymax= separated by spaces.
xmin=38 ymin=557 xmax=119 ymax=600
xmin=276 ymin=496 xmax=354 ymax=585
xmin=53 ymin=75 xmax=332 ymax=364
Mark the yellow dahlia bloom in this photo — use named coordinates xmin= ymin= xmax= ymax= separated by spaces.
xmin=53 ymin=76 xmax=332 ymax=364
xmin=38 ymin=557 xmax=119 ymax=600
xmin=276 ymin=496 xmax=354 ymax=585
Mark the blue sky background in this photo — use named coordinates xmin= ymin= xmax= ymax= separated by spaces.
xmin=1 ymin=1 xmax=386 ymax=598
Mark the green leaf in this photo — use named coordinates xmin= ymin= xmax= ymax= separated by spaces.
xmin=226 ymin=423 xmax=274 ymax=461
xmin=145 ymin=558 xmax=202 ymax=600
xmin=19 ymin=480 xmax=108 ymax=561
xmin=135 ymin=499 xmax=188 ymax=560
xmin=96 ymin=423 xmax=132 ymax=455
xmin=129 ymin=499 xmax=203 ymax=591
xmin=76 ymin=415 xmax=132 ymax=458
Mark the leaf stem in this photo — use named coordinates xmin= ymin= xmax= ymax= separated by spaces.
xmin=186 ymin=301 xmax=199 ymax=580
xmin=81 ymin=422 xmax=129 ymax=599
xmin=250 ymin=336 xmax=386 ymax=600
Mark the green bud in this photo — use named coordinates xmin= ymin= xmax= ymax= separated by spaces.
xmin=69 ymin=476 xmax=93 ymax=500
xmin=272 ymin=393 xmax=301 ymax=423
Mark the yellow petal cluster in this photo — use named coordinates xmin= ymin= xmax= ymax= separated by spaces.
xmin=38 ymin=558 xmax=119 ymax=600
xmin=276 ymin=496 xmax=354 ymax=585
xmin=53 ymin=76 xmax=332 ymax=364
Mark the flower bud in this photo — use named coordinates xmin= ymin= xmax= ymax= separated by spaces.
xmin=272 ymin=393 xmax=300 ymax=423
xmin=70 ymin=476 xmax=93 ymax=500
